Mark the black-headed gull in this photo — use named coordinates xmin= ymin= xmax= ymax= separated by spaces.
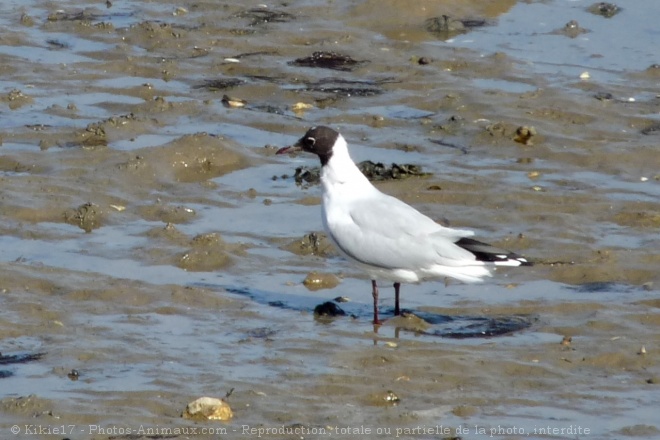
xmin=278 ymin=126 xmax=531 ymax=325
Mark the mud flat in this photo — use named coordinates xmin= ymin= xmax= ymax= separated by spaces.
xmin=1 ymin=0 xmax=658 ymax=438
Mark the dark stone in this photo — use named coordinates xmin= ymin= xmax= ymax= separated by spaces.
xmin=193 ymin=78 xmax=244 ymax=91
xmin=587 ymin=2 xmax=620 ymax=18
xmin=314 ymin=301 xmax=346 ymax=317
xmin=289 ymin=51 xmax=368 ymax=72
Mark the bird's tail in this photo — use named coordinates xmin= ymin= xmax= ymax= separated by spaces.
xmin=424 ymin=263 xmax=493 ymax=283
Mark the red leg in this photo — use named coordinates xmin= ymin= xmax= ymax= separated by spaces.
xmin=371 ymin=280 xmax=381 ymax=325
xmin=394 ymin=282 xmax=401 ymax=316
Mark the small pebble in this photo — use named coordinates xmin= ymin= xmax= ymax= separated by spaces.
xmin=313 ymin=301 xmax=346 ymax=317
xmin=221 ymin=95 xmax=246 ymax=108
xmin=580 ymin=71 xmax=591 ymax=80
xmin=291 ymin=102 xmax=313 ymax=112
xmin=183 ymin=397 xmax=233 ymax=421
xmin=384 ymin=390 xmax=400 ymax=403
xmin=514 ymin=126 xmax=537 ymax=145
xmin=303 ymin=272 xmax=340 ymax=291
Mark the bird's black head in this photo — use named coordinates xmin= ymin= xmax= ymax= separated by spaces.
xmin=276 ymin=126 xmax=339 ymax=166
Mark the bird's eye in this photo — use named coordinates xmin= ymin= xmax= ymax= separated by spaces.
xmin=305 ymin=137 xmax=316 ymax=147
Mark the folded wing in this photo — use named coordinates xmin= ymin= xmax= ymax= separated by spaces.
xmin=324 ymin=192 xmax=482 ymax=271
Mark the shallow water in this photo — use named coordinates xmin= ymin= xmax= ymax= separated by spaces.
xmin=1 ymin=0 xmax=659 ymax=439
xmin=450 ymin=0 xmax=660 ymax=83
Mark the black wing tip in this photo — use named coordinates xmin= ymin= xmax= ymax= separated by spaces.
xmin=455 ymin=237 xmax=533 ymax=266
xmin=510 ymin=257 xmax=534 ymax=267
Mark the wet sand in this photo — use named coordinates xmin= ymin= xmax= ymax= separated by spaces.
xmin=1 ymin=0 xmax=659 ymax=439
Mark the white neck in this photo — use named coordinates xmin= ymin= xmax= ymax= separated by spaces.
xmin=320 ymin=134 xmax=373 ymax=193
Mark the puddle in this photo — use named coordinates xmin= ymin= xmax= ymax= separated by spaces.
xmin=0 ymin=45 xmax=96 ymax=64
xmin=349 ymin=105 xmax=436 ymax=120
xmin=447 ymin=0 xmax=660 ymax=85
xmin=472 ymin=78 xmax=538 ymax=94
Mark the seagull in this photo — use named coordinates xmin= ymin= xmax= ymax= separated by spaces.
xmin=277 ymin=126 xmax=531 ymax=325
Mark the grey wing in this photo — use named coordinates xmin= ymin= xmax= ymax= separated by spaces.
xmin=326 ymin=194 xmax=478 ymax=270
